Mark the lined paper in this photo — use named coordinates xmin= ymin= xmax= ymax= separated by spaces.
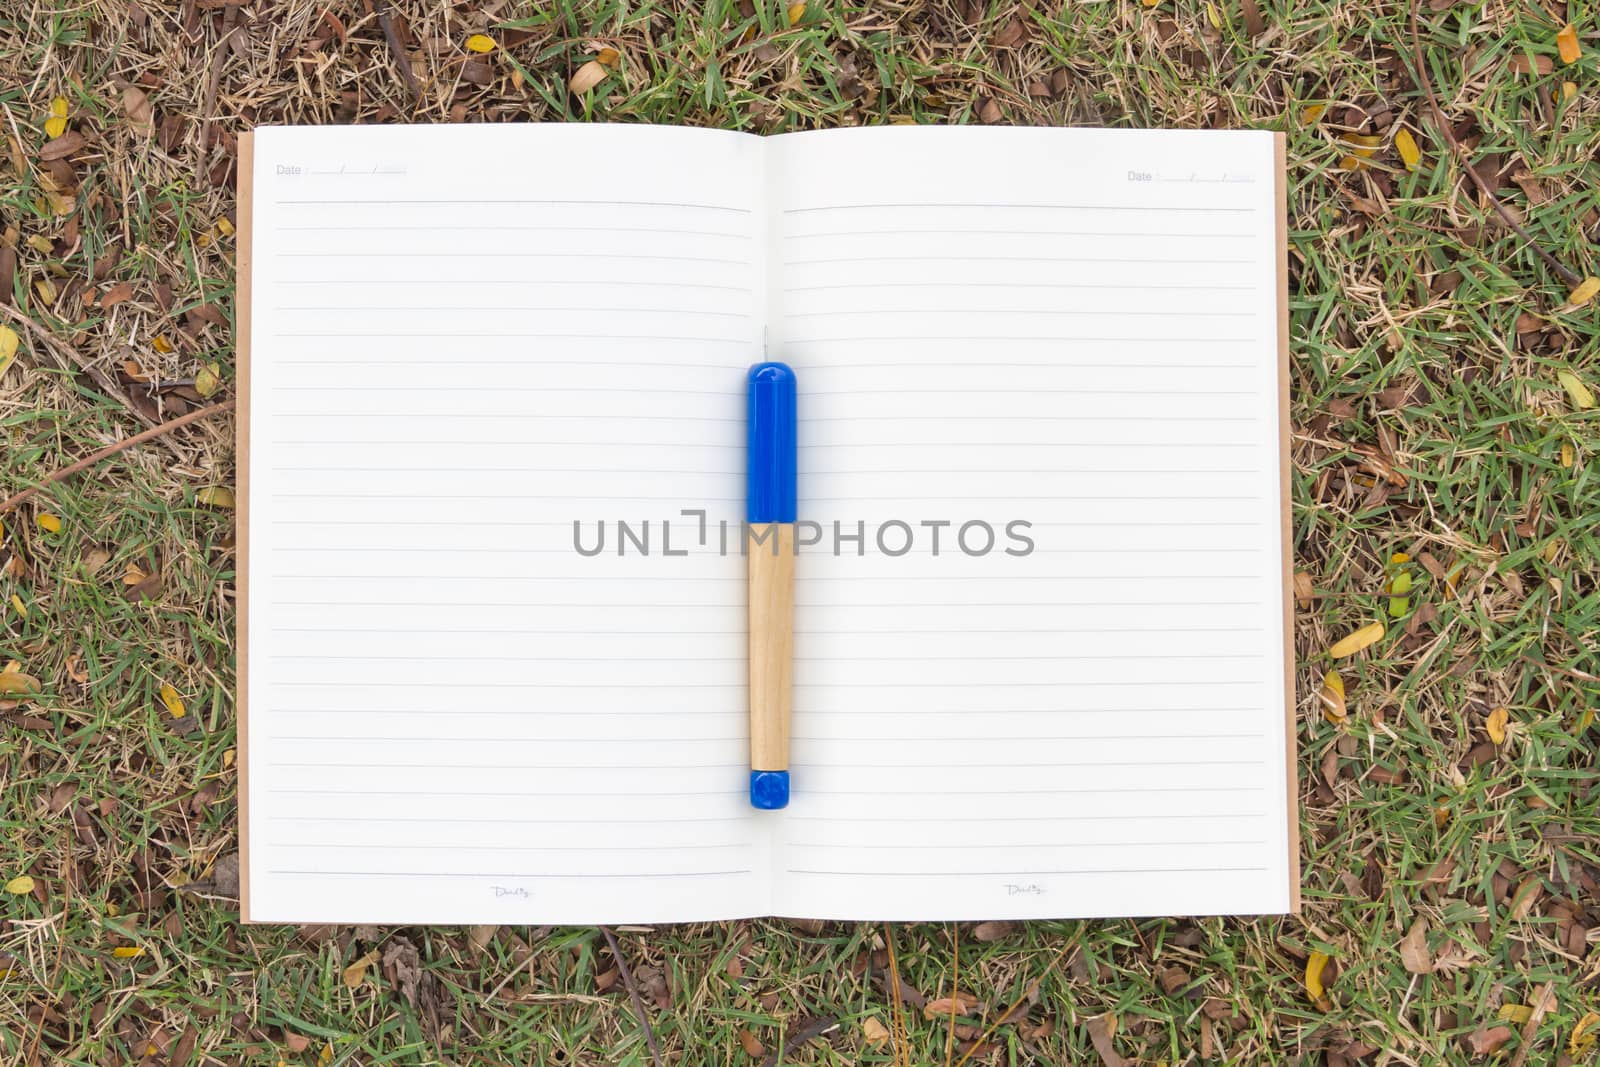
xmin=247 ymin=125 xmax=766 ymax=923
xmin=245 ymin=124 xmax=1290 ymax=924
xmin=767 ymin=127 xmax=1291 ymax=920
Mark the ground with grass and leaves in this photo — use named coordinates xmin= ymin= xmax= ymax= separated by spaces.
xmin=2 ymin=1 xmax=1598 ymax=1064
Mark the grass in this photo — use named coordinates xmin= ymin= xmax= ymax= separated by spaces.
xmin=1 ymin=0 xmax=1597 ymax=1063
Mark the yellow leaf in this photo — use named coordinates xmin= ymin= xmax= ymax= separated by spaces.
xmin=112 ymin=945 xmax=144 ymax=958
xmin=861 ymin=1016 xmax=890 ymax=1047
xmin=1568 ymin=277 xmax=1600 ymax=307
xmin=0 ymin=671 xmax=39 ymax=697
xmin=787 ymin=1 xmax=806 ymax=24
xmin=44 ymin=116 xmax=67 ymax=139
xmin=343 ymin=949 xmax=380 ymax=989
xmin=1206 ymin=1 xmax=1221 ymax=28
xmin=158 ymin=682 xmax=186 ymax=719
xmin=5 ymin=875 xmax=34 ymax=895
xmin=595 ymin=46 xmax=621 ymax=67
xmin=1305 ymin=950 xmax=1331 ymax=1009
xmin=1140 ymin=0 xmax=1159 ymax=8
xmin=1339 ymin=133 xmax=1382 ymax=157
xmin=1328 ymin=621 xmax=1384 ymax=658
xmin=1561 ymin=442 xmax=1574 ymax=467
xmin=1319 ymin=670 xmax=1347 ymax=724
xmin=1486 ymin=706 xmax=1509 ymax=744
xmin=1499 ymin=1003 xmax=1533 ymax=1024
xmin=195 ymin=362 xmax=222 ymax=397
xmin=1557 ymin=23 xmax=1581 ymax=65
xmin=569 ymin=59 xmax=609 ymax=94
xmin=196 ymin=485 xmax=236 ymax=509
xmin=10 ymin=594 xmax=25 ymax=618
xmin=152 ymin=334 xmax=173 ymax=354
xmin=215 ymin=216 xmax=235 ymax=237
xmin=0 ymin=323 xmax=18 ymax=368
xmin=37 ymin=513 xmax=61 ymax=533
xmin=1573 ymin=1012 xmax=1600 ymax=1057
xmin=34 ymin=278 xmax=57 ymax=306
xmin=1394 ymin=128 xmax=1420 ymax=171
xmin=223 ymin=747 xmax=236 ymax=768
xmin=1301 ymin=104 xmax=1326 ymax=126
xmin=1562 ymin=80 xmax=1578 ymax=100
xmin=1557 ymin=369 xmax=1595 ymax=409
xmin=320 ymin=1044 xmax=335 ymax=1066
xmin=105 ymin=900 xmax=119 ymax=916
xmin=1338 ymin=155 xmax=1367 ymax=172
xmin=465 ymin=33 xmax=496 ymax=53
xmin=1387 ymin=569 xmax=1412 ymax=618
xmin=25 ymin=234 xmax=53 ymax=254
xmin=49 ymin=96 xmax=68 ymax=119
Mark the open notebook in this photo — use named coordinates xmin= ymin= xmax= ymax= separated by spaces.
xmin=238 ymin=123 xmax=1296 ymax=924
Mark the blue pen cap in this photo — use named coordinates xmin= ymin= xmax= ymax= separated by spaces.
xmin=747 ymin=362 xmax=797 ymax=523
xmin=749 ymin=770 xmax=790 ymax=810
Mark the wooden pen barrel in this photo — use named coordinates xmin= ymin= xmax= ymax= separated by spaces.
xmin=747 ymin=523 xmax=794 ymax=772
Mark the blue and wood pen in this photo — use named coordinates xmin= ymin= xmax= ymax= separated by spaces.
xmin=746 ymin=362 xmax=797 ymax=810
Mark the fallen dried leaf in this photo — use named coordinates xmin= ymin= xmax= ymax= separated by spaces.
xmin=465 ymin=33 xmax=496 ymax=53
xmin=343 ymin=949 xmax=379 ymax=989
xmin=1571 ymin=1012 xmax=1600 ymax=1057
xmin=1319 ymin=669 xmax=1347 ymax=724
xmin=196 ymin=486 xmax=235 ymax=509
xmin=737 ymin=1028 xmax=765 ymax=1057
xmin=1467 ymin=1025 xmax=1513 ymax=1055
xmin=195 ymin=362 xmax=222 ymax=397
xmin=0 ymin=670 xmax=42 ymax=695
xmin=970 ymin=920 xmax=1015 ymax=942
xmin=112 ymin=945 xmax=144 ymax=958
xmin=1305 ymin=950 xmax=1332 ymax=1009
xmin=1557 ymin=24 xmax=1581 ymax=64
xmin=1329 ymin=622 xmax=1384 ymax=658
xmin=5 ymin=875 xmax=34 ymax=894
xmin=924 ymin=992 xmax=980 ymax=1019
xmin=1085 ymin=1014 xmax=1125 ymax=1067
xmin=1498 ymin=1003 xmax=1533 ymax=1025
xmin=786 ymin=2 xmax=806 ymax=25
xmin=595 ymin=46 xmax=621 ymax=67
xmin=158 ymin=683 xmax=186 ymax=719
xmin=1509 ymin=54 xmax=1553 ymax=75
xmin=36 ymin=513 xmax=60 ymax=533
xmin=1395 ymin=128 xmax=1420 ymax=170
xmin=122 ymin=86 xmax=154 ymax=131
xmin=1557 ymin=369 xmax=1595 ymax=409
xmin=861 ymin=1016 xmax=890 ymax=1048
xmin=38 ymin=131 xmax=85 ymax=161
xmin=570 ymin=60 xmax=609 ymax=94
xmin=1486 ymin=706 xmax=1509 ymax=744
xmin=1399 ymin=918 xmax=1433 ymax=974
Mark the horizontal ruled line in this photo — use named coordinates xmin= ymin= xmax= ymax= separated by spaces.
xmin=267 ymin=626 xmax=1266 ymax=636
xmin=272 ymin=841 xmax=749 ymax=852
xmin=270 ymin=788 xmax=745 ymax=797
xmin=267 ymin=679 xmax=1263 ymax=689
xmin=278 ymin=198 xmax=752 ymax=212
xmin=784 ymin=336 xmax=1256 ymax=346
xmin=788 ymin=811 xmax=1268 ymax=823
xmin=784 ymin=255 xmax=1254 ymax=266
xmin=270 ymin=333 xmax=748 ymax=343
xmin=269 ymin=760 xmax=745 ymax=769
xmin=279 ymin=252 xmax=747 ymax=262
xmin=262 ymin=706 xmax=1259 ymax=717
xmin=277 ymin=279 xmax=755 ymax=291
xmin=785 ymin=865 xmax=1269 ymax=876
xmin=278 ymin=224 xmax=752 ymax=236
xmin=783 ymin=227 xmax=1255 ymax=239
xmin=268 ymin=652 xmax=1264 ymax=663
xmin=275 ymin=815 xmax=746 ymax=825
xmin=782 ymin=202 xmax=1253 ymax=214
xmin=790 ymin=760 xmax=1265 ymax=769
xmin=786 ymin=281 xmax=1255 ymax=292
xmin=269 ymin=868 xmax=753 ymax=878
xmin=275 ymin=307 xmax=751 ymax=317
xmin=785 ymin=309 xmax=1254 ymax=319
xmin=785 ymin=839 xmax=1263 ymax=850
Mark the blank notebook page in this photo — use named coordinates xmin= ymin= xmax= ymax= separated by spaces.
xmin=245 ymin=125 xmax=765 ymax=924
xmin=766 ymin=127 xmax=1293 ymax=919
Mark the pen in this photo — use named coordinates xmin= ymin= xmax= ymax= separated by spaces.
xmin=746 ymin=361 xmax=797 ymax=811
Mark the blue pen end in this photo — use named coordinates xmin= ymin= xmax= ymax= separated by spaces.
xmin=749 ymin=770 xmax=790 ymax=810
xmin=747 ymin=363 xmax=797 ymax=524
